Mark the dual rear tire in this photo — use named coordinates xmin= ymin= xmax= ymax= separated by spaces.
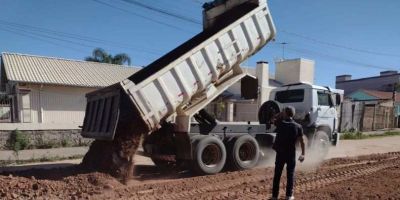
xmin=191 ymin=135 xmax=260 ymax=175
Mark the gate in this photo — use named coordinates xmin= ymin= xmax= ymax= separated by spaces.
xmin=0 ymin=95 xmax=12 ymax=122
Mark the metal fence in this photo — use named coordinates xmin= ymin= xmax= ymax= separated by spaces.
xmin=0 ymin=96 xmax=12 ymax=122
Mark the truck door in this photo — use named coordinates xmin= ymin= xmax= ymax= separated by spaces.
xmin=316 ymin=90 xmax=336 ymax=131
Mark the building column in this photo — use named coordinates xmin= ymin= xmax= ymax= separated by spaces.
xmin=256 ymin=61 xmax=269 ymax=107
xmin=226 ymin=101 xmax=234 ymax=122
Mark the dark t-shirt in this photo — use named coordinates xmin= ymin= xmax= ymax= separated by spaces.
xmin=272 ymin=118 xmax=303 ymax=154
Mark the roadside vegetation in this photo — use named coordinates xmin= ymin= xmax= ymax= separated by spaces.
xmin=340 ymin=131 xmax=400 ymax=140
xmin=4 ymin=129 xmax=91 ymax=153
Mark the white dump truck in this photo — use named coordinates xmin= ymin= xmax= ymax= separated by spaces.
xmin=268 ymin=83 xmax=343 ymax=158
xmin=81 ymin=0 xmax=340 ymax=176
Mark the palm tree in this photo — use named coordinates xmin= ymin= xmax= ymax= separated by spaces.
xmin=85 ymin=48 xmax=131 ymax=65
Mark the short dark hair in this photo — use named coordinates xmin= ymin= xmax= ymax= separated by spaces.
xmin=284 ymin=106 xmax=295 ymax=117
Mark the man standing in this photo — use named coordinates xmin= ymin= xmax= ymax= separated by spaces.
xmin=271 ymin=106 xmax=305 ymax=200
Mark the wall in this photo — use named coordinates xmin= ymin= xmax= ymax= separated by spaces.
xmin=0 ymin=129 xmax=92 ymax=150
xmin=233 ymin=100 xmax=259 ymax=122
xmin=336 ymin=74 xmax=400 ymax=95
xmin=15 ymin=83 xmax=96 ymax=127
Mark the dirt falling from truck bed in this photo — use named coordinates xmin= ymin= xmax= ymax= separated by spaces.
xmin=81 ymin=93 xmax=149 ymax=183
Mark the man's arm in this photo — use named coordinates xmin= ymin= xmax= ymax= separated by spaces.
xmin=298 ymin=127 xmax=305 ymax=162
xmin=299 ymin=136 xmax=305 ymax=156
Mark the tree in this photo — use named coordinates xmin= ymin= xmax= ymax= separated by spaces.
xmin=85 ymin=48 xmax=131 ymax=65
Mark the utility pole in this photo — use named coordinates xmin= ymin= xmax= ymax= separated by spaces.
xmin=280 ymin=42 xmax=288 ymax=60
xmin=393 ymin=83 xmax=398 ymax=128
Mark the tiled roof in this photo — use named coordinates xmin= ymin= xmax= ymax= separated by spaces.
xmin=1 ymin=52 xmax=140 ymax=88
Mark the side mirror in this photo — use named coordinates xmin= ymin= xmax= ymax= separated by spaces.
xmin=335 ymin=94 xmax=341 ymax=105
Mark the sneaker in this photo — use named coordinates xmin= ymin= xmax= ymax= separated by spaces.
xmin=286 ymin=196 xmax=295 ymax=200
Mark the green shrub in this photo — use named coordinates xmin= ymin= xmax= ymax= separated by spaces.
xmin=61 ymin=138 xmax=71 ymax=147
xmin=340 ymin=131 xmax=366 ymax=140
xmin=6 ymin=129 xmax=29 ymax=152
xmin=383 ymin=131 xmax=400 ymax=136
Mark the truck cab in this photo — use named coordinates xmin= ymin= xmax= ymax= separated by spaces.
xmin=269 ymin=82 xmax=343 ymax=148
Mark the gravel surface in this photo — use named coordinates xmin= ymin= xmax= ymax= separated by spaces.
xmin=1 ymin=152 xmax=400 ymax=199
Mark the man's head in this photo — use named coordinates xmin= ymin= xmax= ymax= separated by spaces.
xmin=284 ymin=106 xmax=295 ymax=119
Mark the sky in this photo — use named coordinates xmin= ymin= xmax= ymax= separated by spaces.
xmin=0 ymin=0 xmax=399 ymax=87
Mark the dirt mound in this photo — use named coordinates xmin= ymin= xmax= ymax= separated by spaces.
xmin=1 ymin=151 xmax=399 ymax=199
xmin=80 ymin=92 xmax=149 ymax=182
xmin=0 ymin=171 xmax=122 ymax=200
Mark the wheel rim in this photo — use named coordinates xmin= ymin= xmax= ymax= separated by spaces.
xmin=238 ymin=141 xmax=256 ymax=162
xmin=314 ymin=136 xmax=329 ymax=157
xmin=201 ymin=143 xmax=222 ymax=167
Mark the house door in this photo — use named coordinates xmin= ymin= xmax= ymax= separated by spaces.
xmin=21 ymin=92 xmax=32 ymax=123
xmin=316 ymin=91 xmax=336 ymax=130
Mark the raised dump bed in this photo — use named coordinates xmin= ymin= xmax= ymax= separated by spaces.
xmin=82 ymin=0 xmax=276 ymax=140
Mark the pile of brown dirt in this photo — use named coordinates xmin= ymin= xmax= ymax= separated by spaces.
xmin=0 ymin=168 xmax=122 ymax=200
xmin=1 ymin=152 xmax=399 ymax=199
xmin=80 ymin=92 xmax=149 ymax=182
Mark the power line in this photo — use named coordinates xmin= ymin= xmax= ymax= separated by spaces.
xmin=192 ymin=0 xmax=204 ymax=5
xmin=282 ymin=30 xmax=400 ymax=58
xmin=279 ymin=45 xmax=398 ymax=70
xmin=0 ymin=19 xmax=162 ymax=56
xmin=0 ymin=25 xmax=159 ymax=62
xmin=91 ymin=0 xmax=194 ymax=34
xmin=120 ymin=0 xmax=201 ymax=25
xmin=0 ymin=27 xmax=87 ymax=53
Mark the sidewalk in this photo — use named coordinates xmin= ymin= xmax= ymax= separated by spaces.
xmin=0 ymin=147 xmax=89 ymax=162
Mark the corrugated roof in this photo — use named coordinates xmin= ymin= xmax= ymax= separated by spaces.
xmin=349 ymin=89 xmax=400 ymax=102
xmin=1 ymin=52 xmax=141 ymax=88
xmin=362 ymin=89 xmax=400 ymax=102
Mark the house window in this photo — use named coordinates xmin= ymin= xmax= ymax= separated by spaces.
xmin=317 ymin=91 xmax=332 ymax=106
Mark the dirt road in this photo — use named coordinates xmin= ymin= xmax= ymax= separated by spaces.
xmin=1 ymin=136 xmax=400 ymax=199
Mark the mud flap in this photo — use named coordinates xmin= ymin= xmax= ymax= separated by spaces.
xmin=175 ymin=132 xmax=192 ymax=160
xmin=332 ymin=132 xmax=340 ymax=146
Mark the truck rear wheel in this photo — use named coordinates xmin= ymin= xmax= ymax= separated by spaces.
xmin=192 ymin=136 xmax=226 ymax=175
xmin=311 ymin=131 xmax=330 ymax=159
xmin=226 ymin=135 xmax=260 ymax=170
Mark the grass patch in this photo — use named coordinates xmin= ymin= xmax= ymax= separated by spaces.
xmin=340 ymin=131 xmax=400 ymax=140
xmin=340 ymin=132 xmax=366 ymax=140
xmin=382 ymin=131 xmax=400 ymax=136
xmin=0 ymin=155 xmax=84 ymax=167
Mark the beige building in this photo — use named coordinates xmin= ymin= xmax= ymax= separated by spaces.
xmin=275 ymin=58 xmax=315 ymax=85
xmin=208 ymin=58 xmax=316 ymax=122
xmin=0 ymin=53 xmax=140 ymax=130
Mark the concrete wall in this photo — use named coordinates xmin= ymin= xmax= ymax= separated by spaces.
xmin=275 ymin=58 xmax=315 ymax=85
xmin=233 ymin=101 xmax=259 ymax=121
xmin=336 ymin=74 xmax=400 ymax=95
xmin=13 ymin=83 xmax=96 ymax=128
xmin=0 ymin=129 xmax=92 ymax=150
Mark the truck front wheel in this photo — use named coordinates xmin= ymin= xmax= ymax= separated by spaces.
xmin=226 ymin=135 xmax=260 ymax=171
xmin=311 ymin=131 xmax=330 ymax=159
xmin=192 ymin=136 xmax=226 ymax=175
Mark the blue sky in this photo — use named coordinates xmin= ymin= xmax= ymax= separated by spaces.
xmin=0 ymin=0 xmax=399 ymax=87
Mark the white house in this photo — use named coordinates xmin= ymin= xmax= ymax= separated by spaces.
xmin=0 ymin=53 xmax=140 ymax=130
